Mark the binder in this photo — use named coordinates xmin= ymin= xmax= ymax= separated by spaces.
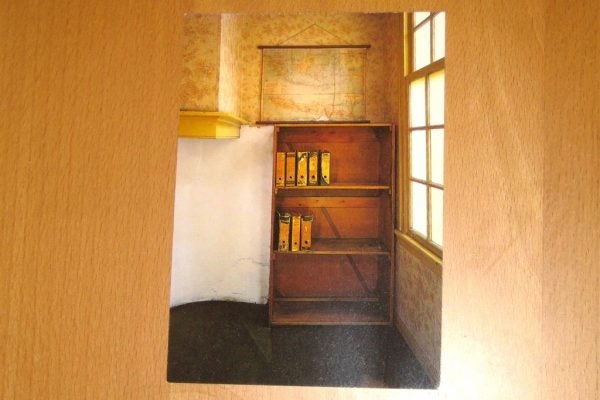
xmin=296 ymin=151 xmax=308 ymax=186
xmin=300 ymin=215 xmax=314 ymax=250
xmin=275 ymin=152 xmax=286 ymax=187
xmin=277 ymin=212 xmax=291 ymax=252
xmin=285 ymin=152 xmax=296 ymax=186
xmin=308 ymin=151 xmax=319 ymax=185
xmin=319 ymin=151 xmax=331 ymax=185
xmin=290 ymin=214 xmax=301 ymax=252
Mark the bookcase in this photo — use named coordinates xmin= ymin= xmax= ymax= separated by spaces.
xmin=269 ymin=123 xmax=395 ymax=325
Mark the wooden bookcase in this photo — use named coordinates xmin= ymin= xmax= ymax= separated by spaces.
xmin=269 ymin=123 xmax=395 ymax=325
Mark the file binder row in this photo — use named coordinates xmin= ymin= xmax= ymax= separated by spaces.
xmin=275 ymin=151 xmax=331 ymax=187
xmin=277 ymin=212 xmax=314 ymax=252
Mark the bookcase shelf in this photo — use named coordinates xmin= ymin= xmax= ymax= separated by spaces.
xmin=269 ymin=123 xmax=395 ymax=326
xmin=271 ymin=301 xmax=389 ymax=325
xmin=273 ymin=296 xmax=380 ymax=302
xmin=274 ymin=238 xmax=389 ymax=255
xmin=275 ymin=183 xmax=391 ymax=195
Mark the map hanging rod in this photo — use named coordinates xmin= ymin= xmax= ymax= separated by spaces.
xmin=257 ymin=44 xmax=371 ymax=49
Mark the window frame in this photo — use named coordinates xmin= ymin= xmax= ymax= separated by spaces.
xmin=399 ymin=12 xmax=445 ymax=259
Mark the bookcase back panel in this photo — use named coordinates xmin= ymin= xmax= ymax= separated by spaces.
xmin=277 ymin=126 xmax=392 ymax=185
xmin=278 ymin=142 xmax=381 ymax=184
xmin=278 ymin=127 xmax=381 ymax=143
xmin=275 ymin=207 xmax=380 ymax=239
xmin=273 ymin=255 xmax=380 ymax=297
xmin=277 ymin=196 xmax=379 ymax=208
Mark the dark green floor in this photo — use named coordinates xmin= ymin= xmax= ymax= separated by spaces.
xmin=167 ymin=301 xmax=433 ymax=388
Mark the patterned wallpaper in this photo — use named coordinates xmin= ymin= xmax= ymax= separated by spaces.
xmin=382 ymin=15 xmax=402 ymax=124
xmin=180 ymin=13 xmax=402 ymax=123
xmin=218 ymin=14 xmax=241 ymax=115
xmin=181 ymin=14 xmax=221 ymax=110
xmin=395 ymin=241 xmax=442 ymax=382
xmin=237 ymin=13 xmax=400 ymax=123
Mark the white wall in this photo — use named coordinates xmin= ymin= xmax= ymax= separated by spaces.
xmin=170 ymin=125 xmax=274 ymax=307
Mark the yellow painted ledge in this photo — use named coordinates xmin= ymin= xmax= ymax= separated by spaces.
xmin=178 ymin=111 xmax=248 ymax=139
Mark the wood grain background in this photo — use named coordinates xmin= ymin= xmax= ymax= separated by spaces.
xmin=1 ymin=1 xmax=597 ymax=399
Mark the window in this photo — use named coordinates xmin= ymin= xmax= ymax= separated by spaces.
xmin=402 ymin=12 xmax=445 ymax=255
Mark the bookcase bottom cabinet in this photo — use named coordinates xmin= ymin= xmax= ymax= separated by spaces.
xmin=268 ymin=123 xmax=395 ymax=326
xmin=271 ymin=252 xmax=391 ymax=325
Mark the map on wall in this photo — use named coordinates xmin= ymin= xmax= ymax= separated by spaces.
xmin=260 ymin=47 xmax=368 ymax=122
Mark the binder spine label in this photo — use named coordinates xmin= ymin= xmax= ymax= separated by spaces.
xmin=308 ymin=152 xmax=319 ymax=185
xmin=285 ymin=152 xmax=296 ymax=186
xmin=290 ymin=214 xmax=301 ymax=252
xmin=319 ymin=151 xmax=331 ymax=185
xmin=275 ymin=152 xmax=286 ymax=187
xmin=296 ymin=152 xmax=308 ymax=186
xmin=300 ymin=215 xmax=314 ymax=250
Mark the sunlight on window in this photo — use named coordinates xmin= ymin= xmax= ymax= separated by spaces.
xmin=413 ymin=12 xmax=430 ymax=25
xmin=410 ymin=78 xmax=426 ymax=127
xmin=405 ymin=11 xmax=445 ymax=253
xmin=413 ymin=21 xmax=431 ymax=71
xmin=428 ymin=70 xmax=445 ymax=125
xmin=411 ymin=130 xmax=427 ymax=180
xmin=411 ymin=182 xmax=428 ymax=237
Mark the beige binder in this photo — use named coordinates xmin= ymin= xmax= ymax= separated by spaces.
xmin=319 ymin=151 xmax=331 ymax=185
xmin=300 ymin=215 xmax=314 ymax=250
xmin=296 ymin=151 xmax=308 ymax=186
xmin=275 ymin=152 xmax=286 ymax=187
xmin=285 ymin=152 xmax=296 ymax=186
xmin=277 ymin=212 xmax=291 ymax=252
xmin=308 ymin=151 xmax=319 ymax=185
xmin=290 ymin=214 xmax=301 ymax=252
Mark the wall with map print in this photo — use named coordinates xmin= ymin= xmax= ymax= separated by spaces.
xmin=181 ymin=13 xmax=402 ymax=124
xmin=260 ymin=46 xmax=368 ymax=122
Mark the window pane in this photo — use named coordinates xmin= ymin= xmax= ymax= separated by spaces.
xmin=428 ymin=69 xmax=445 ymax=125
xmin=433 ymin=13 xmax=445 ymax=61
xmin=413 ymin=21 xmax=431 ymax=71
xmin=413 ymin=12 xmax=430 ymax=26
xmin=411 ymin=182 xmax=427 ymax=237
xmin=409 ymin=78 xmax=426 ymax=127
xmin=410 ymin=130 xmax=427 ymax=180
xmin=431 ymin=188 xmax=443 ymax=246
xmin=430 ymin=128 xmax=444 ymax=184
